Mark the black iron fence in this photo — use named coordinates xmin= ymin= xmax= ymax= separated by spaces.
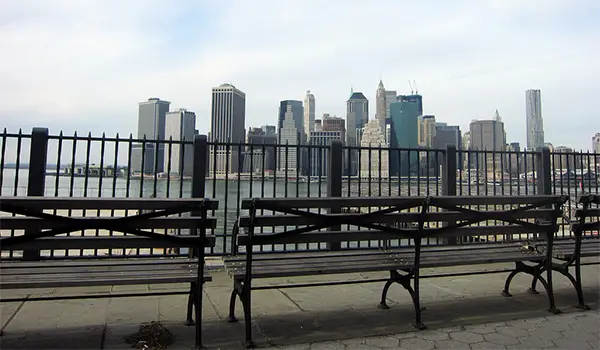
xmin=1 ymin=128 xmax=599 ymax=259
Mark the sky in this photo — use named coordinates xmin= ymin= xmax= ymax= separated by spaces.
xmin=1 ymin=0 xmax=599 ymax=158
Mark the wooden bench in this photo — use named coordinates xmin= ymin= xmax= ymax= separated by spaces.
xmin=0 ymin=196 xmax=218 ymax=349
xmin=528 ymin=193 xmax=600 ymax=309
xmin=223 ymin=195 xmax=568 ymax=348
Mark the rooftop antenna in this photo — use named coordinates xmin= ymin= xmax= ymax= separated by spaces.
xmin=408 ymin=80 xmax=414 ymax=94
xmin=413 ymin=80 xmax=419 ymax=94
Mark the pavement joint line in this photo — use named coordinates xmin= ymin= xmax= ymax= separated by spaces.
xmin=203 ymin=287 xmax=222 ymax=320
xmin=277 ymin=288 xmax=306 ymax=312
xmin=1 ymin=296 xmax=27 ymax=335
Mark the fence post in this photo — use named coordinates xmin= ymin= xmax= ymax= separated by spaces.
xmin=327 ymin=139 xmax=343 ymax=251
xmin=536 ymin=147 xmax=552 ymax=196
xmin=441 ymin=145 xmax=458 ymax=245
xmin=24 ymin=127 xmax=49 ymax=261
xmin=190 ymin=134 xmax=208 ymax=255
xmin=191 ymin=134 xmax=208 ymax=199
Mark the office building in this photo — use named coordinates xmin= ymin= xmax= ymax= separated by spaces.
xmin=303 ymin=91 xmax=316 ymax=137
xmin=389 ymin=100 xmax=420 ymax=176
xmin=526 ymin=89 xmax=545 ymax=150
xmin=346 ymin=91 xmax=369 ymax=175
xmin=360 ymin=119 xmax=389 ymax=178
xmin=278 ymin=100 xmax=304 ymax=141
xmin=210 ymin=83 xmax=246 ymax=174
xmin=261 ymin=124 xmax=276 ymax=135
xmin=164 ymin=109 xmax=196 ymax=177
xmin=131 ymin=98 xmax=170 ymax=174
xmin=242 ymin=127 xmax=277 ymax=173
xmin=398 ymin=94 xmax=423 ymax=116
xmin=593 ymin=133 xmax=600 ymax=153
xmin=434 ymin=124 xmax=462 ymax=170
xmin=278 ymin=106 xmax=298 ymax=172
xmin=309 ymin=127 xmax=343 ymax=177
xmin=418 ymin=115 xmax=436 ymax=148
xmin=469 ymin=110 xmax=506 ymax=174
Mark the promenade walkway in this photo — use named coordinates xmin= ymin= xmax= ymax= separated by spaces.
xmin=1 ymin=261 xmax=598 ymax=349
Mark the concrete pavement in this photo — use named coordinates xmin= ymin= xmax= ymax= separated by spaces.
xmin=1 ymin=262 xmax=599 ymax=349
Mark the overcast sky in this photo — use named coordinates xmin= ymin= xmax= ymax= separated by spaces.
xmin=1 ymin=0 xmax=599 ymax=151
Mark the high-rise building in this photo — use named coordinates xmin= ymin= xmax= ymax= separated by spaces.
xmin=261 ymin=124 xmax=276 ymax=135
xmin=469 ymin=111 xmax=507 ymax=174
xmin=303 ymin=91 xmax=315 ymax=137
xmin=593 ymin=133 xmax=600 ymax=153
xmin=131 ymin=97 xmax=171 ymax=174
xmin=435 ymin=124 xmax=462 ymax=171
xmin=210 ymin=83 xmax=246 ymax=174
xmin=278 ymin=100 xmax=304 ymax=140
xmin=398 ymin=94 xmax=423 ymax=116
xmin=385 ymin=91 xmax=397 ymax=123
xmin=418 ymin=115 xmax=436 ymax=148
xmin=360 ymin=119 xmax=389 ymax=178
xmin=242 ymin=127 xmax=277 ymax=173
xmin=526 ymin=89 xmax=544 ymax=150
xmin=278 ymin=106 xmax=298 ymax=172
xmin=389 ymin=100 xmax=420 ymax=176
xmin=375 ymin=80 xmax=387 ymax=134
xmin=164 ymin=109 xmax=196 ymax=177
xmin=309 ymin=128 xmax=343 ymax=177
xmin=322 ymin=114 xmax=346 ymax=143
xmin=346 ymin=91 xmax=369 ymax=175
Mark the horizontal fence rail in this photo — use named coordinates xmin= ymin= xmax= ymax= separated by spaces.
xmin=1 ymin=128 xmax=599 ymax=259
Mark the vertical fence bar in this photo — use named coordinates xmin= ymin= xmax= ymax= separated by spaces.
xmin=24 ymin=127 xmax=49 ymax=261
xmin=442 ymin=145 xmax=457 ymax=245
xmin=327 ymin=139 xmax=343 ymax=251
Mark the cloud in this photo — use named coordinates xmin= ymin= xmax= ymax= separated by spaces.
xmin=0 ymin=0 xmax=599 ymax=156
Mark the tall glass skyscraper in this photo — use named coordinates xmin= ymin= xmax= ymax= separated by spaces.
xmin=389 ymin=100 xmax=419 ymax=176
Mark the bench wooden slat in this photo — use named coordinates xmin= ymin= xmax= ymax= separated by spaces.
xmin=0 ymin=235 xmax=216 ymax=251
xmin=1 ymin=261 xmax=202 ymax=276
xmin=0 ymin=197 xmax=219 ymax=211
xmin=241 ymin=195 xmax=566 ymax=210
xmin=241 ymin=197 xmax=427 ymax=210
xmin=574 ymin=208 xmax=600 ymax=217
xmin=237 ymin=225 xmax=556 ymax=245
xmin=0 ymin=273 xmax=212 ymax=289
xmin=0 ymin=257 xmax=198 ymax=269
xmin=0 ymin=217 xmax=218 ymax=230
xmin=237 ymin=209 xmax=559 ymax=227
xmin=226 ymin=245 xmax=543 ymax=278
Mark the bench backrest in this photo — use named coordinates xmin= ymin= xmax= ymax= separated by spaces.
xmin=571 ymin=194 xmax=600 ymax=236
xmin=0 ymin=197 xmax=218 ymax=259
xmin=235 ymin=195 xmax=568 ymax=249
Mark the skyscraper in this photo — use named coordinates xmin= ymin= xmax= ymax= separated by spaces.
xmin=164 ymin=109 xmax=196 ymax=177
xmin=303 ymin=91 xmax=315 ymax=138
xmin=594 ymin=133 xmax=600 ymax=153
xmin=398 ymin=94 xmax=423 ymax=116
xmin=360 ymin=119 xmax=389 ymax=178
xmin=210 ymin=83 xmax=246 ymax=174
xmin=418 ymin=115 xmax=436 ymax=148
xmin=346 ymin=91 xmax=369 ymax=175
xmin=131 ymin=97 xmax=170 ymax=174
xmin=278 ymin=106 xmax=298 ymax=172
xmin=389 ymin=100 xmax=420 ymax=176
xmin=375 ymin=80 xmax=387 ymax=134
xmin=526 ymin=89 xmax=544 ymax=150
xmin=469 ymin=111 xmax=507 ymax=173
xmin=278 ymin=100 xmax=304 ymax=141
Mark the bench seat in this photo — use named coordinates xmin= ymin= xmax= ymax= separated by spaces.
xmin=534 ymin=238 xmax=600 ymax=260
xmin=224 ymin=243 xmax=544 ymax=279
xmin=0 ymin=258 xmax=212 ymax=290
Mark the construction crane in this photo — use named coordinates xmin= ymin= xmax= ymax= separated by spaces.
xmin=408 ymin=80 xmax=414 ymax=94
xmin=413 ymin=80 xmax=419 ymax=94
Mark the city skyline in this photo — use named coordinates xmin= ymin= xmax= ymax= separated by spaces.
xmin=1 ymin=1 xmax=599 ymax=151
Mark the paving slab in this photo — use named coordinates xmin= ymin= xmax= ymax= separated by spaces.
xmin=0 ymin=263 xmax=598 ymax=349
